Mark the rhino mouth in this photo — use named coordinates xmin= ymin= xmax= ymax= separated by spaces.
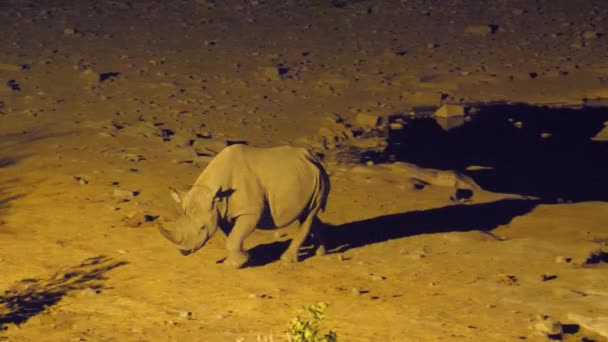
xmin=179 ymin=249 xmax=193 ymax=256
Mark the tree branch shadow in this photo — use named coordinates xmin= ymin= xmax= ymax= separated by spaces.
xmin=247 ymin=198 xmax=539 ymax=268
xmin=0 ymin=255 xmax=128 ymax=330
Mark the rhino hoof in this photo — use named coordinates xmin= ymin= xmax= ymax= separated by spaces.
xmin=280 ymin=252 xmax=299 ymax=264
xmin=226 ymin=252 xmax=249 ymax=269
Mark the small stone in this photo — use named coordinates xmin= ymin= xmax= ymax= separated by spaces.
xmin=541 ymin=274 xmax=557 ymax=282
xmin=74 ymin=176 xmax=89 ymax=185
xmin=370 ymin=274 xmax=386 ymax=281
xmin=63 ymin=27 xmax=76 ymax=36
xmin=582 ymin=31 xmax=602 ymax=40
xmin=465 ymin=25 xmax=495 ymax=35
xmin=513 ymin=121 xmax=523 ymax=128
xmin=540 ymin=132 xmax=552 ymax=139
xmin=80 ymin=69 xmax=99 ymax=83
xmin=389 ymin=122 xmax=404 ymax=130
xmin=0 ymin=63 xmax=23 ymax=72
xmin=434 ymin=104 xmax=466 ymax=118
xmin=113 ymin=188 xmax=138 ymax=198
xmin=351 ymin=287 xmax=362 ymax=296
xmin=355 ymin=113 xmax=381 ymax=130
xmin=122 ymin=211 xmax=147 ymax=227
xmin=80 ymin=287 xmax=100 ymax=296
xmin=178 ymin=311 xmax=193 ymax=320
xmin=533 ymin=315 xmax=562 ymax=336
xmin=259 ymin=67 xmax=281 ymax=81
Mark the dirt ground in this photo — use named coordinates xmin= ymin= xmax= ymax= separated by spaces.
xmin=1 ymin=0 xmax=608 ymax=341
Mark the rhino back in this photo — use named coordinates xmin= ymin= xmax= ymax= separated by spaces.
xmin=187 ymin=145 xmax=329 ymax=227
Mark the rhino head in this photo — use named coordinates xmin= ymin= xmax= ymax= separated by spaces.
xmin=157 ymin=186 xmax=226 ymax=256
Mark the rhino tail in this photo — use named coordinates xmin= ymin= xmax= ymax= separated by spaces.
xmin=305 ymin=150 xmax=331 ymax=212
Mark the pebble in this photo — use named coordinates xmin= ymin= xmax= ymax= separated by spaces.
xmin=0 ymin=63 xmax=23 ymax=72
xmin=533 ymin=314 xmax=562 ymax=336
xmin=178 ymin=311 xmax=193 ymax=320
xmin=465 ymin=25 xmax=493 ymax=35
xmin=113 ymin=188 xmax=138 ymax=198
xmin=434 ymin=104 xmax=466 ymax=118
xmin=63 ymin=27 xmax=76 ymax=36
xmin=122 ymin=211 xmax=147 ymax=227
xmin=354 ymin=113 xmax=381 ymax=130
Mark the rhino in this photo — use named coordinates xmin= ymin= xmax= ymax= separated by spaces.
xmin=158 ymin=144 xmax=330 ymax=268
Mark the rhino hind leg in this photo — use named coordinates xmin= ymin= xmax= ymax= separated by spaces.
xmin=281 ymin=208 xmax=320 ymax=263
xmin=311 ymin=217 xmax=327 ymax=256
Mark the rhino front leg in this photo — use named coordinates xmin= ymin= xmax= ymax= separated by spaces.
xmin=225 ymin=214 xmax=258 ymax=269
xmin=281 ymin=209 xmax=320 ymax=263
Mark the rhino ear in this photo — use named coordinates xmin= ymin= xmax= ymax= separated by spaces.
xmin=169 ymin=187 xmax=187 ymax=204
xmin=213 ymin=187 xmax=234 ymax=201
xmin=210 ymin=187 xmax=234 ymax=208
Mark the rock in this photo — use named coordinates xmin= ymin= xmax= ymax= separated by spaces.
xmin=0 ymin=63 xmax=23 ymax=72
xmin=63 ymin=27 xmax=76 ymax=36
xmin=495 ymin=273 xmax=518 ymax=286
xmin=370 ymin=274 xmax=386 ymax=281
xmin=568 ymin=313 xmax=608 ymax=338
xmin=592 ymin=121 xmax=608 ymax=141
xmin=533 ymin=315 xmax=562 ymax=336
xmin=554 ymin=255 xmax=572 ymax=263
xmin=178 ymin=311 xmax=193 ymax=320
xmin=113 ymin=188 xmax=138 ymax=198
xmin=389 ymin=122 xmax=404 ymax=130
xmin=434 ymin=104 xmax=466 ymax=118
xmin=581 ymin=31 xmax=602 ymax=40
xmin=80 ymin=69 xmax=99 ymax=83
xmin=74 ymin=176 xmax=89 ymax=185
xmin=258 ymin=67 xmax=282 ymax=81
xmin=465 ymin=25 xmax=495 ymax=35
xmin=354 ymin=113 xmax=381 ymax=130
xmin=122 ymin=211 xmax=147 ymax=227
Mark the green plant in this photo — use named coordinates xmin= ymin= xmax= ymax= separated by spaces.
xmin=287 ymin=302 xmax=337 ymax=342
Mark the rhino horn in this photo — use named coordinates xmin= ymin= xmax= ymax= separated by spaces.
xmin=157 ymin=224 xmax=184 ymax=245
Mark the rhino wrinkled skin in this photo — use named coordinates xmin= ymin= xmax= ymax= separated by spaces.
xmin=158 ymin=144 xmax=330 ymax=268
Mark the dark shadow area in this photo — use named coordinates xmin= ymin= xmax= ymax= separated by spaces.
xmin=377 ymin=104 xmax=608 ymax=203
xmin=247 ymin=198 xmax=538 ymax=267
xmin=0 ymin=256 xmax=128 ymax=330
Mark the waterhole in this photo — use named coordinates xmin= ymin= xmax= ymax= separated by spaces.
xmin=365 ymin=103 xmax=608 ymax=203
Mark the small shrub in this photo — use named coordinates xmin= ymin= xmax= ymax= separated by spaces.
xmin=287 ymin=302 xmax=337 ymax=342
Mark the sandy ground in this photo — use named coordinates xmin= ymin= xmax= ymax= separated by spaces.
xmin=1 ymin=0 xmax=608 ymax=341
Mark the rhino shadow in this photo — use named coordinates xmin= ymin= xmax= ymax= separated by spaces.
xmin=0 ymin=255 xmax=128 ymax=330
xmin=247 ymin=198 xmax=539 ymax=267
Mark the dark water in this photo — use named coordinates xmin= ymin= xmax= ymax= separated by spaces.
xmin=368 ymin=103 xmax=608 ymax=203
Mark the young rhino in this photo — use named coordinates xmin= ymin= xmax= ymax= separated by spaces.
xmin=158 ymin=144 xmax=330 ymax=269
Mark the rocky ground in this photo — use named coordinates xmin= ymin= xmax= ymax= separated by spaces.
xmin=1 ymin=0 xmax=607 ymax=341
